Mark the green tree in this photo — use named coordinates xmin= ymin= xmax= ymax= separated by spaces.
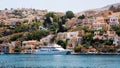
xmin=78 ymin=15 xmax=85 ymax=19
xmin=14 ymin=24 xmax=24 ymax=33
xmin=61 ymin=16 xmax=67 ymax=24
xmin=27 ymin=30 xmax=50 ymax=41
xmin=2 ymin=30 xmax=13 ymax=36
xmin=14 ymin=46 xmax=21 ymax=52
xmin=0 ymin=39 xmax=3 ymax=44
xmin=74 ymin=44 xmax=83 ymax=52
xmin=104 ymin=39 xmax=113 ymax=45
xmin=112 ymin=26 xmax=120 ymax=36
xmin=57 ymin=21 xmax=68 ymax=33
xmin=50 ymin=25 xmax=56 ymax=32
xmin=112 ymin=26 xmax=119 ymax=31
xmin=44 ymin=12 xmax=59 ymax=27
xmin=65 ymin=11 xmax=74 ymax=19
xmin=58 ymin=22 xmax=64 ymax=32
xmin=99 ymin=29 xmax=105 ymax=35
xmin=82 ymin=26 xmax=90 ymax=32
xmin=10 ymin=34 xmax=22 ymax=41
xmin=116 ymin=29 xmax=120 ymax=36
xmin=26 ymin=33 xmax=33 ymax=40
xmin=57 ymin=40 xmax=67 ymax=49
xmin=82 ymin=34 xmax=94 ymax=46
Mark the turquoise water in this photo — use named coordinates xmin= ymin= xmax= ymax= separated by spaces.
xmin=0 ymin=54 xmax=120 ymax=68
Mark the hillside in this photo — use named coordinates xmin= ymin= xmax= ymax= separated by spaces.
xmin=77 ymin=2 xmax=120 ymax=15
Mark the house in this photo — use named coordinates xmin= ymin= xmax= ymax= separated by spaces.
xmin=113 ymin=35 xmax=120 ymax=46
xmin=22 ymin=40 xmax=40 ymax=53
xmin=81 ymin=18 xmax=94 ymax=28
xmin=93 ymin=31 xmax=107 ymax=40
xmin=57 ymin=31 xmax=79 ymax=40
xmin=0 ymin=46 xmax=4 ymax=53
xmin=66 ymin=31 xmax=79 ymax=39
xmin=95 ymin=16 xmax=105 ymax=23
xmin=0 ymin=43 xmax=10 ymax=53
xmin=92 ymin=16 xmax=109 ymax=30
xmin=92 ymin=22 xmax=109 ymax=30
xmin=76 ymin=37 xmax=83 ymax=45
xmin=67 ymin=37 xmax=78 ymax=50
xmin=108 ymin=16 xmax=119 ymax=28
xmin=57 ymin=32 xmax=67 ymax=40
xmin=66 ymin=36 xmax=83 ymax=50
xmin=107 ymin=31 xmax=116 ymax=40
xmin=40 ymin=35 xmax=53 ymax=43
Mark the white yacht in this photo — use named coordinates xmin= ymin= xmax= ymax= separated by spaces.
xmin=33 ymin=44 xmax=71 ymax=55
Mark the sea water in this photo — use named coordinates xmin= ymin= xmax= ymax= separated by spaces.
xmin=0 ymin=54 xmax=120 ymax=68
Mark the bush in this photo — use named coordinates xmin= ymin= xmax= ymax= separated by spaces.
xmin=26 ymin=30 xmax=49 ymax=41
xmin=57 ymin=40 xmax=67 ymax=49
xmin=0 ymin=39 xmax=3 ymax=44
xmin=74 ymin=44 xmax=83 ymax=52
xmin=65 ymin=11 xmax=74 ymax=19
xmin=10 ymin=34 xmax=22 ymax=41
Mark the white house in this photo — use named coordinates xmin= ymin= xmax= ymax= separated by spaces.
xmin=108 ymin=16 xmax=119 ymax=28
xmin=113 ymin=35 xmax=120 ymax=46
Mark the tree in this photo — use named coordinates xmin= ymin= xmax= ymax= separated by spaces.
xmin=82 ymin=34 xmax=94 ymax=46
xmin=26 ymin=30 xmax=49 ymax=41
xmin=2 ymin=30 xmax=13 ymax=36
xmin=82 ymin=26 xmax=89 ymax=32
xmin=104 ymin=39 xmax=113 ymax=45
xmin=116 ymin=29 xmax=120 ymax=36
xmin=14 ymin=24 xmax=24 ymax=33
xmin=50 ymin=25 xmax=56 ymax=32
xmin=74 ymin=44 xmax=83 ymax=52
xmin=10 ymin=34 xmax=22 ymax=41
xmin=58 ymin=22 xmax=64 ymax=32
xmin=57 ymin=40 xmax=67 ymax=49
xmin=112 ymin=26 xmax=120 ymax=36
xmin=65 ymin=11 xmax=74 ymax=19
xmin=14 ymin=45 xmax=21 ymax=52
xmin=112 ymin=26 xmax=119 ymax=31
xmin=78 ymin=15 xmax=85 ymax=19
xmin=0 ymin=39 xmax=3 ymax=44
xmin=99 ymin=29 xmax=105 ymax=35
xmin=46 ymin=22 xmax=58 ymax=34
xmin=26 ymin=33 xmax=33 ymax=40
xmin=61 ymin=16 xmax=66 ymax=24
xmin=44 ymin=12 xmax=59 ymax=27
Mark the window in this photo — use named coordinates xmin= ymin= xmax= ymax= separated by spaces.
xmin=113 ymin=19 xmax=115 ymax=21
xmin=70 ymin=44 xmax=72 ymax=47
xmin=70 ymin=35 xmax=73 ymax=37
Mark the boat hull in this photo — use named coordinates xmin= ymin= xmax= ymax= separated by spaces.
xmin=33 ymin=50 xmax=70 ymax=55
